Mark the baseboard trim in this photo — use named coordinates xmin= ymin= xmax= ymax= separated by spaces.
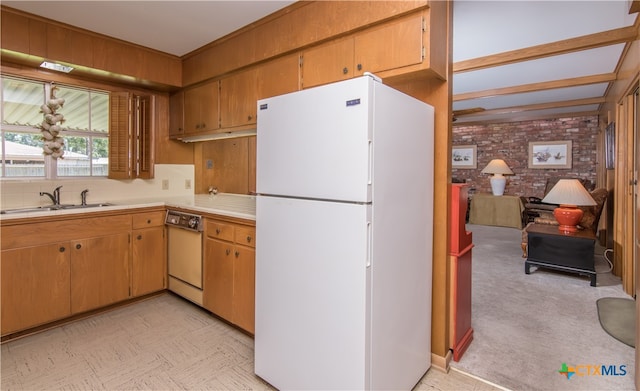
xmin=431 ymin=350 xmax=452 ymax=373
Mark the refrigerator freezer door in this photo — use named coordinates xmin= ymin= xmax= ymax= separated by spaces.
xmin=257 ymin=77 xmax=373 ymax=203
xmin=255 ymin=196 xmax=371 ymax=390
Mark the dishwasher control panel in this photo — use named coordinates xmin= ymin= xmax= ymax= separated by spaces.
xmin=165 ymin=210 xmax=203 ymax=232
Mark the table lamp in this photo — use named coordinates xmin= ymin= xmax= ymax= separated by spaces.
xmin=481 ymin=159 xmax=513 ymax=196
xmin=541 ymin=179 xmax=596 ymax=233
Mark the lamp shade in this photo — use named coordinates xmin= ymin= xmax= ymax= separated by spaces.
xmin=541 ymin=179 xmax=596 ymax=206
xmin=481 ymin=159 xmax=514 ymax=175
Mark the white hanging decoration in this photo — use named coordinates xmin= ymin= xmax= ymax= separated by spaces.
xmin=40 ymin=85 xmax=66 ymax=159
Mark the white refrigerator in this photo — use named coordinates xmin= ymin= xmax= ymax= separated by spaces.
xmin=255 ymin=74 xmax=434 ymax=390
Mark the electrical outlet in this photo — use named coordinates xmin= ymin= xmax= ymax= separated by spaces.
xmin=162 ymin=179 xmax=169 ymax=190
xmin=185 ymin=179 xmax=191 ymax=190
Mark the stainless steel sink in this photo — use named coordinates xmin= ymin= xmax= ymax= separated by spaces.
xmin=0 ymin=206 xmax=60 ymax=214
xmin=59 ymin=203 xmax=114 ymax=210
xmin=1 ymin=203 xmax=114 ymax=214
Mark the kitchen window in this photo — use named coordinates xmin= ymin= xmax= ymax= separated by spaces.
xmin=1 ymin=76 xmax=109 ymax=178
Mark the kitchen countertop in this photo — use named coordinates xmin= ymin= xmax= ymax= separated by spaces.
xmin=0 ymin=193 xmax=256 ymax=221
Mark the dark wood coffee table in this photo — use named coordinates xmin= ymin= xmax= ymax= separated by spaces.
xmin=524 ymin=224 xmax=597 ymax=286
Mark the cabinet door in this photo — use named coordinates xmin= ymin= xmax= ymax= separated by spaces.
xmin=354 ymin=13 xmax=424 ymax=76
xmin=220 ymin=68 xmax=258 ymax=128
xmin=1 ymin=243 xmax=71 ymax=335
xmin=169 ymin=90 xmax=185 ymax=138
xmin=257 ymin=53 xmax=300 ymax=100
xmin=134 ymin=94 xmax=154 ymax=179
xmin=301 ymin=37 xmax=354 ymax=89
xmin=132 ymin=226 xmax=166 ymax=297
xmin=71 ymin=233 xmax=130 ymax=314
xmin=233 ymin=245 xmax=255 ymax=334
xmin=203 ymin=237 xmax=234 ymax=321
xmin=184 ymin=81 xmax=219 ymax=134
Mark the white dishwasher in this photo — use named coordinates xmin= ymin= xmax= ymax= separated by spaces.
xmin=165 ymin=210 xmax=204 ymax=306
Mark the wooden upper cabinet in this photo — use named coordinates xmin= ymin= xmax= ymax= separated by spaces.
xmin=301 ymin=37 xmax=354 ymax=89
xmin=354 ymin=13 xmax=424 ymax=77
xmin=169 ymin=91 xmax=185 ymax=139
xmin=257 ymin=53 xmax=300 ymax=100
xmin=301 ymin=12 xmax=429 ymax=88
xmin=220 ymin=68 xmax=259 ymax=129
xmin=46 ymin=24 xmax=93 ymax=67
xmin=1 ymin=11 xmax=29 ymax=52
xmin=184 ymin=81 xmax=220 ymax=134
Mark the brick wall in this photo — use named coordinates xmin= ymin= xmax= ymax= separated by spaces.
xmin=452 ymin=115 xmax=599 ymax=198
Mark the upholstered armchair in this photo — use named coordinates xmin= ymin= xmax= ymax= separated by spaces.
xmin=521 ymin=188 xmax=608 ymax=258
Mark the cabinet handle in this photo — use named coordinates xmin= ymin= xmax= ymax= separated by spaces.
xmin=342 ymin=67 xmax=348 ymax=74
xmin=357 ymin=63 xmax=362 ymax=71
xmin=75 ymin=244 xmax=82 ymax=250
xmin=201 ymin=122 xmax=206 ymax=128
xmin=247 ymin=115 xmax=252 ymax=121
xmin=246 ymin=236 xmax=252 ymax=243
xmin=235 ymin=251 xmax=240 ymax=258
xmin=137 ymin=235 xmax=143 ymax=240
xmin=216 ymin=228 xmax=221 ymax=235
xmin=147 ymin=219 xmax=151 ymax=224
xmin=59 ymin=246 xmax=65 ymax=253
xmin=225 ymin=249 xmax=230 ymax=256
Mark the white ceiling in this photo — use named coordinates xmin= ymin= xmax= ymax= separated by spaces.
xmin=3 ymin=1 xmax=638 ymax=124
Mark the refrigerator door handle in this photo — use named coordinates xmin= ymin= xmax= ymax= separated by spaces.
xmin=366 ymin=221 xmax=372 ymax=268
xmin=368 ymin=140 xmax=373 ymax=185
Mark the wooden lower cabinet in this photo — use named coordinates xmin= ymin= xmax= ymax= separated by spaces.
xmin=131 ymin=211 xmax=167 ymax=297
xmin=0 ymin=208 xmax=167 ymax=336
xmin=70 ymin=233 xmax=130 ymax=314
xmin=203 ymin=218 xmax=255 ymax=334
xmin=1 ymin=243 xmax=71 ymax=335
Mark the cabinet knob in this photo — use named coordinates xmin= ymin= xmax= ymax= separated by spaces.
xmin=235 ymin=251 xmax=240 ymax=258
xmin=216 ymin=228 xmax=221 ymax=235
xmin=342 ymin=67 xmax=348 ymax=74
xmin=59 ymin=246 xmax=65 ymax=253
xmin=147 ymin=219 xmax=151 ymax=224
xmin=225 ymin=249 xmax=230 ymax=256
xmin=246 ymin=236 xmax=252 ymax=243
xmin=357 ymin=63 xmax=362 ymax=71
xmin=75 ymin=244 xmax=82 ymax=250
xmin=247 ymin=115 xmax=253 ymax=121
xmin=137 ymin=235 xmax=143 ymax=240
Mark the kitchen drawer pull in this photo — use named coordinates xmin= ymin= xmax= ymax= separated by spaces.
xmin=147 ymin=219 xmax=151 ymax=224
xmin=246 ymin=236 xmax=252 ymax=243
xmin=75 ymin=244 xmax=82 ymax=250
xmin=216 ymin=228 xmax=221 ymax=235
xmin=235 ymin=251 xmax=240 ymax=258
xmin=342 ymin=67 xmax=348 ymax=74
xmin=59 ymin=246 xmax=65 ymax=253
xmin=225 ymin=249 xmax=230 ymax=256
xmin=137 ymin=235 xmax=143 ymax=240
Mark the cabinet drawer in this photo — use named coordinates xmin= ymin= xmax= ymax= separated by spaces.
xmin=206 ymin=220 xmax=234 ymax=241
xmin=235 ymin=226 xmax=255 ymax=248
xmin=132 ymin=211 xmax=165 ymax=229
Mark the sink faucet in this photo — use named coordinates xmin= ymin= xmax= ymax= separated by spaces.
xmin=40 ymin=185 xmax=62 ymax=205
xmin=81 ymin=189 xmax=89 ymax=206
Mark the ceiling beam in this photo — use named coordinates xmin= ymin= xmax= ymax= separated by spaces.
xmin=453 ymin=109 xmax=600 ymax=126
xmin=453 ymin=73 xmax=617 ymax=101
xmin=453 ymin=26 xmax=638 ymax=73
xmin=455 ymin=97 xmax=605 ymax=118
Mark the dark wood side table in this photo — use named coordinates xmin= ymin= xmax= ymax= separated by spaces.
xmin=525 ymin=224 xmax=597 ymax=286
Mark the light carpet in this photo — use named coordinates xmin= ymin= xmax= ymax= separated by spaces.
xmin=450 ymin=224 xmax=635 ymax=391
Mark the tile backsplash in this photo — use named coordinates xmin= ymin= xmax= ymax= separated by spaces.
xmin=0 ymin=164 xmax=194 ymax=210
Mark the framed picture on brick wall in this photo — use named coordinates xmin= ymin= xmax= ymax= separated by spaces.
xmin=528 ymin=140 xmax=572 ymax=169
xmin=452 ymin=145 xmax=477 ymax=169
